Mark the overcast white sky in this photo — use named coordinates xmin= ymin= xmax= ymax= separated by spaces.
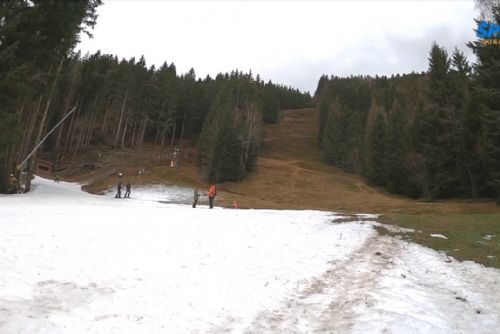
xmin=77 ymin=0 xmax=479 ymax=93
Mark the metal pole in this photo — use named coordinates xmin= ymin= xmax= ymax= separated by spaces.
xmin=18 ymin=103 xmax=78 ymax=170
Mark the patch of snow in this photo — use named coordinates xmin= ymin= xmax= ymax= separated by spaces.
xmin=0 ymin=177 xmax=372 ymax=333
xmin=103 ymin=183 xmax=195 ymax=204
xmin=353 ymin=239 xmax=500 ymax=334
xmin=431 ymin=233 xmax=448 ymax=240
xmin=484 ymin=235 xmax=495 ymax=241
xmin=330 ymin=215 xmax=353 ymax=221
xmin=356 ymin=213 xmax=379 ymax=219
xmin=369 ymin=221 xmax=416 ymax=233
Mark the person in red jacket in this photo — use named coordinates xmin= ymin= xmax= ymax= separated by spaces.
xmin=208 ymin=184 xmax=216 ymax=209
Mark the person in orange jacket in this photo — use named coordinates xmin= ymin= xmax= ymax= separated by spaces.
xmin=208 ymin=184 xmax=216 ymax=209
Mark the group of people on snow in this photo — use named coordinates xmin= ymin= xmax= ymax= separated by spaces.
xmin=115 ymin=172 xmax=131 ymax=198
xmin=192 ymin=184 xmax=218 ymax=209
xmin=114 ymin=177 xmax=235 ymax=209
xmin=115 ymin=181 xmax=131 ymax=198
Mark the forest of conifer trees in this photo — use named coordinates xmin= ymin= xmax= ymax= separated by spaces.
xmin=315 ymin=7 xmax=500 ymax=201
xmin=0 ymin=0 xmax=311 ymax=193
xmin=2 ymin=1 xmax=499 ymax=202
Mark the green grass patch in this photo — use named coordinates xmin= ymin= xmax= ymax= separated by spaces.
xmin=382 ymin=214 xmax=500 ymax=269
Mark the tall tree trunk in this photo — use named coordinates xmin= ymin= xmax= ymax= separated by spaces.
xmin=75 ymin=116 xmax=85 ymax=153
xmin=55 ymin=94 xmax=73 ymax=154
xmin=84 ymin=96 xmax=98 ymax=151
xmin=3 ymin=145 xmax=11 ymax=179
xmin=64 ymin=101 xmax=80 ymax=155
xmin=101 ymin=97 xmax=112 ymax=139
xmin=80 ymin=116 xmax=90 ymax=152
xmin=468 ymin=169 xmax=478 ymax=199
xmin=245 ymin=120 xmax=254 ymax=165
xmin=244 ymin=103 xmax=258 ymax=165
xmin=155 ymin=126 xmax=160 ymax=146
xmin=2 ymin=145 xmax=17 ymax=193
xmin=38 ymin=115 xmax=51 ymax=154
xmin=67 ymin=101 xmax=83 ymax=155
xmin=84 ymin=110 xmax=95 ymax=151
xmin=138 ymin=117 xmax=147 ymax=148
xmin=131 ymin=121 xmax=137 ymax=148
xmin=21 ymin=96 xmax=43 ymax=161
xmin=180 ymin=110 xmax=186 ymax=144
xmin=114 ymin=92 xmax=129 ymax=148
xmin=16 ymin=99 xmax=26 ymax=125
xmin=17 ymin=99 xmax=33 ymax=162
xmin=170 ymin=122 xmax=177 ymax=148
xmin=160 ymin=127 xmax=167 ymax=147
xmin=121 ymin=116 xmax=128 ymax=149
xmin=18 ymin=110 xmax=31 ymax=162
xmin=33 ymin=58 xmax=64 ymax=157
xmin=160 ymin=127 xmax=167 ymax=162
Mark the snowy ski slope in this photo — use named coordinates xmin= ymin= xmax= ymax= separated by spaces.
xmin=0 ymin=177 xmax=499 ymax=333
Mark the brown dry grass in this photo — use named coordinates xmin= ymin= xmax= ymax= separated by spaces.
xmin=81 ymin=108 xmax=500 ymax=214
xmin=220 ymin=109 xmax=500 ymax=214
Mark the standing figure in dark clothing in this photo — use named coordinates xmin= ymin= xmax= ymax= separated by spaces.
xmin=124 ymin=182 xmax=131 ymax=198
xmin=192 ymin=188 xmax=199 ymax=208
xmin=208 ymin=184 xmax=216 ymax=209
xmin=115 ymin=181 xmax=122 ymax=198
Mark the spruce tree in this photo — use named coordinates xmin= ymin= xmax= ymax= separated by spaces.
xmin=417 ymin=43 xmax=461 ymax=198
xmin=469 ymin=7 xmax=500 ymax=200
xmin=261 ymin=83 xmax=280 ymax=124
xmin=366 ymin=114 xmax=386 ymax=186
xmin=0 ymin=0 xmax=102 ymax=192
xmin=385 ymin=106 xmax=412 ymax=196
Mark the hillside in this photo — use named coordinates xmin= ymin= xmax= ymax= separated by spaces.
xmin=76 ymin=108 xmax=500 ymax=215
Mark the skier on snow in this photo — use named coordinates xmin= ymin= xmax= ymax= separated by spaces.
xmin=115 ymin=181 xmax=122 ymax=198
xmin=124 ymin=182 xmax=131 ymax=198
xmin=192 ymin=187 xmax=199 ymax=208
xmin=208 ymin=184 xmax=216 ymax=209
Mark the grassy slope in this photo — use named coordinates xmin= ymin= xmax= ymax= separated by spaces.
xmin=382 ymin=214 xmax=500 ymax=268
xmin=221 ymin=109 xmax=500 ymax=214
xmin=79 ymin=108 xmax=500 ymax=214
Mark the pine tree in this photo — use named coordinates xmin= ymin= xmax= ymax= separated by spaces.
xmin=261 ymin=83 xmax=280 ymax=124
xmin=0 ymin=0 xmax=102 ymax=192
xmin=469 ymin=7 xmax=500 ymax=202
xmin=198 ymin=88 xmax=232 ymax=181
xmin=318 ymin=87 xmax=332 ymax=141
xmin=385 ymin=106 xmax=413 ymax=196
xmin=416 ymin=43 xmax=462 ymax=198
xmin=468 ymin=7 xmax=500 ymax=200
xmin=366 ymin=114 xmax=386 ymax=186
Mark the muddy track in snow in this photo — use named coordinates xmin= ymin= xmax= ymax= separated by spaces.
xmin=205 ymin=222 xmax=401 ymax=333
xmin=245 ymin=232 xmax=400 ymax=333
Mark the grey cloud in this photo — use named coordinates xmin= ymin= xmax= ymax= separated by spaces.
xmin=265 ymin=21 xmax=478 ymax=94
